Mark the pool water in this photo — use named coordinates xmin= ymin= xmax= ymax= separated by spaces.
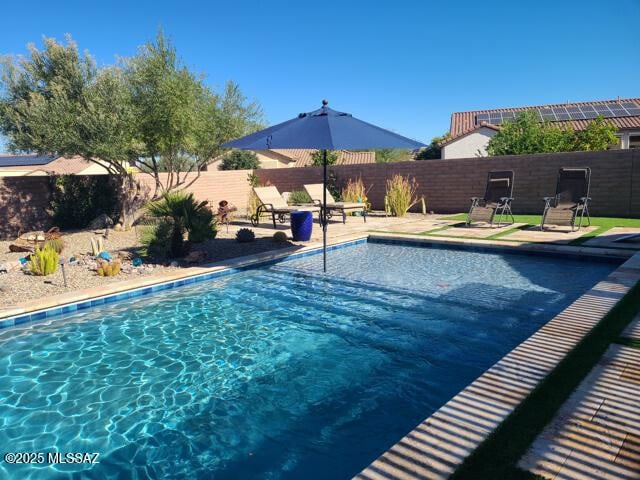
xmin=0 ymin=242 xmax=618 ymax=479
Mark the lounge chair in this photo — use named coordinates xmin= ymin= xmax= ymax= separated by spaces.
xmin=252 ymin=186 xmax=319 ymax=228
xmin=466 ymin=170 xmax=515 ymax=227
xmin=303 ymin=183 xmax=367 ymax=224
xmin=540 ymin=167 xmax=591 ymax=231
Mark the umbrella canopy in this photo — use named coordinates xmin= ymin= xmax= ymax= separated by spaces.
xmin=222 ymin=100 xmax=425 ymax=151
xmin=222 ymin=101 xmax=426 ymax=272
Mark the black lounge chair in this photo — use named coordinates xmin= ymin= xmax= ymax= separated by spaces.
xmin=466 ymin=170 xmax=515 ymax=227
xmin=540 ymin=167 xmax=591 ymax=231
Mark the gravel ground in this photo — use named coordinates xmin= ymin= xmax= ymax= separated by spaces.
xmin=0 ymin=227 xmax=295 ymax=308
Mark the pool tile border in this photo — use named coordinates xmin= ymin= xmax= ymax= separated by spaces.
xmin=355 ymin=237 xmax=640 ymax=480
xmin=0 ymin=234 xmax=369 ymax=328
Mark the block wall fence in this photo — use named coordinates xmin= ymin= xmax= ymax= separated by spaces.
xmin=257 ymin=149 xmax=640 ymax=217
xmin=1 ymin=150 xmax=638 ymax=238
xmin=0 ymin=169 xmax=253 ymax=239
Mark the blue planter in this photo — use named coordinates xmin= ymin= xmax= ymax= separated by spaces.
xmin=290 ymin=211 xmax=313 ymax=241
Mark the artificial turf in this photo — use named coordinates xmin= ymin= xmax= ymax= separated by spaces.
xmin=450 ymin=280 xmax=640 ymax=480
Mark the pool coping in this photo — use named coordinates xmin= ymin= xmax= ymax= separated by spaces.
xmin=355 ymin=237 xmax=640 ymax=480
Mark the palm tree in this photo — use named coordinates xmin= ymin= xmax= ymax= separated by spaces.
xmin=145 ymin=191 xmax=217 ymax=258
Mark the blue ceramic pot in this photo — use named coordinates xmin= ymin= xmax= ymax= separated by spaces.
xmin=290 ymin=211 xmax=313 ymax=241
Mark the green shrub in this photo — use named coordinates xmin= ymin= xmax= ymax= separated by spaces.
xmin=273 ymin=231 xmax=288 ymax=243
xmin=385 ymin=174 xmax=419 ymax=217
xmin=49 ymin=175 xmax=121 ymax=229
xmin=141 ymin=220 xmax=173 ymax=259
xmin=310 ymin=150 xmax=338 ymax=166
xmin=28 ymin=245 xmax=59 ymax=276
xmin=236 ymin=228 xmax=255 ymax=243
xmin=145 ymin=192 xmax=218 ymax=258
xmin=220 ymin=150 xmax=260 ymax=170
xmin=287 ymin=190 xmax=312 ymax=205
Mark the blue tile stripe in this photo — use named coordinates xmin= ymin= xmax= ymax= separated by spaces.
xmin=1 ymin=238 xmax=367 ymax=329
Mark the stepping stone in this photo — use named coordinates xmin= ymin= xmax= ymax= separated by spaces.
xmin=501 ymin=225 xmax=598 ymax=244
xmin=430 ymin=223 xmax=524 ymax=239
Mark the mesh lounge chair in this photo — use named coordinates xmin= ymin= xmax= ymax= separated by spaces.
xmin=540 ymin=167 xmax=591 ymax=231
xmin=466 ymin=170 xmax=515 ymax=227
xmin=303 ymin=183 xmax=367 ymax=224
xmin=252 ymin=186 xmax=319 ymax=228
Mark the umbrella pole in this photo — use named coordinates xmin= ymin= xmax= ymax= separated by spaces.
xmin=323 ymin=149 xmax=327 ymax=273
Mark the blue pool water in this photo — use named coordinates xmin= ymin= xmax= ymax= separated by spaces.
xmin=0 ymin=242 xmax=618 ymax=479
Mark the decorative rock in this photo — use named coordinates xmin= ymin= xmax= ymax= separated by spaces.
xmin=88 ymin=214 xmax=114 ymax=230
xmin=98 ymin=251 xmax=112 ymax=261
xmin=132 ymin=257 xmax=143 ymax=267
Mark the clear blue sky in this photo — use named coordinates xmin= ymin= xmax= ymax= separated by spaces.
xmin=1 ymin=0 xmax=639 ymax=146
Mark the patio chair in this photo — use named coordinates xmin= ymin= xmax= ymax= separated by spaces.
xmin=466 ymin=170 xmax=515 ymax=227
xmin=303 ymin=184 xmax=367 ymax=224
xmin=540 ymin=167 xmax=591 ymax=231
xmin=252 ymin=186 xmax=319 ymax=228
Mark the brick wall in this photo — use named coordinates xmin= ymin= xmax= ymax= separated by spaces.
xmin=0 ymin=169 xmax=254 ymax=239
xmin=256 ymin=149 xmax=640 ymax=217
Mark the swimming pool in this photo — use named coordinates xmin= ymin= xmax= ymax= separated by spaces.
xmin=0 ymin=241 xmax=619 ymax=479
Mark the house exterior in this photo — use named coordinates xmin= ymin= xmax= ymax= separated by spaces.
xmin=0 ymin=154 xmax=134 ymax=176
xmin=441 ymin=98 xmax=640 ymax=159
xmin=210 ymin=149 xmax=377 ymax=169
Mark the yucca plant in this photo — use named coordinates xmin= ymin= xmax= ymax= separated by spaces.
xmin=28 ymin=245 xmax=59 ymax=276
xmin=145 ymin=191 xmax=217 ymax=258
xmin=385 ymin=174 xmax=419 ymax=217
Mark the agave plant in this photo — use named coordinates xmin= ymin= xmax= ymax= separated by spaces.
xmin=145 ymin=191 xmax=217 ymax=258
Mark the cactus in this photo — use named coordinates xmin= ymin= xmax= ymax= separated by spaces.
xmin=236 ymin=228 xmax=255 ymax=243
xmin=273 ymin=231 xmax=288 ymax=243
xmin=28 ymin=245 xmax=59 ymax=276
xmin=44 ymin=237 xmax=65 ymax=254
xmin=97 ymin=259 xmax=121 ymax=277
xmin=90 ymin=236 xmax=104 ymax=256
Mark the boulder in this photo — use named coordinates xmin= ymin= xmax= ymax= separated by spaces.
xmin=88 ymin=214 xmax=114 ymax=230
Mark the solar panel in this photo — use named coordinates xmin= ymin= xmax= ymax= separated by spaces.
xmin=474 ymin=101 xmax=640 ymax=126
xmin=0 ymin=154 xmax=56 ymax=168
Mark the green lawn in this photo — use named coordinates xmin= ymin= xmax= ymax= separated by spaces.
xmin=439 ymin=214 xmax=640 ymax=244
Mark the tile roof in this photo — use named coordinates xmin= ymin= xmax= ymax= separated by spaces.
xmin=448 ymin=98 xmax=640 ymax=141
xmin=269 ymin=149 xmax=377 ymax=167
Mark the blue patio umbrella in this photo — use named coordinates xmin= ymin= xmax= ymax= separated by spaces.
xmin=222 ymin=100 xmax=426 ymax=271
